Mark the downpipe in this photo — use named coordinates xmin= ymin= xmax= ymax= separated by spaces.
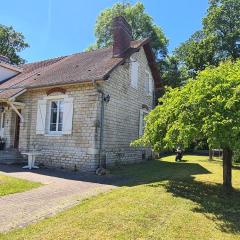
xmin=93 ymin=81 xmax=110 ymax=175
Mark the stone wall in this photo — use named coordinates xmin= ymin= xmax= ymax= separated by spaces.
xmin=102 ymin=47 xmax=154 ymax=167
xmin=17 ymin=84 xmax=100 ymax=171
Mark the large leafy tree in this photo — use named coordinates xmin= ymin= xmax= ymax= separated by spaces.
xmin=0 ymin=24 xmax=29 ymax=64
xmin=174 ymin=31 xmax=217 ymax=72
xmin=159 ymin=55 xmax=189 ymax=88
xmin=203 ymin=0 xmax=240 ymax=60
xmin=89 ymin=2 xmax=168 ymax=60
xmin=133 ymin=60 xmax=240 ymax=192
xmin=174 ymin=0 xmax=240 ymax=73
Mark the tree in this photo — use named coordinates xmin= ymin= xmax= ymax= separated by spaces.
xmin=203 ymin=0 xmax=240 ymax=60
xmin=133 ymin=60 xmax=240 ymax=192
xmin=90 ymin=2 xmax=168 ymax=60
xmin=159 ymin=55 xmax=189 ymax=87
xmin=174 ymin=31 xmax=217 ymax=72
xmin=174 ymin=0 xmax=240 ymax=73
xmin=0 ymin=24 xmax=29 ymax=64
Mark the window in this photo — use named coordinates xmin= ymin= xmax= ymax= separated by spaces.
xmin=145 ymin=71 xmax=153 ymax=95
xmin=130 ymin=59 xmax=139 ymax=88
xmin=1 ymin=113 xmax=5 ymax=129
xmin=139 ymin=109 xmax=148 ymax=136
xmin=0 ymin=112 xmax=5 ymax=137
xmin=49 ymin=100 xmax=64 ymax=133
xmin=36 ymin=96 xmax=73 ymax=135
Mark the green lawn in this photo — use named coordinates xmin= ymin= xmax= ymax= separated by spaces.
xmin=0 ymin=174 xmax=41 ymax=197
xmin=1 ymin=155 xmax=240 ymax=240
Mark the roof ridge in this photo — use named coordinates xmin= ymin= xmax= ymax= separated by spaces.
xmin=0 ymin=38 xmax=156 ymax=99
xmin=0 ymin=55 xmax=69 ymax=91
xmin=21 ymin=55 xmax=67 ymax=67
xmin=22 ymin=39 xmax=148 ymax=66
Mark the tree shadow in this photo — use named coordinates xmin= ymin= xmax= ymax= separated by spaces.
xmin=0 ymin=159 xmax=211 ymax=187
xmin=114 ymin=160 xmax=211 ymax=186
xmin=149 ymin=177 xmax=240 ymax=234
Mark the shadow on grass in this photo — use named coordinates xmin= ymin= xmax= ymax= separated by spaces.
xmin=115 ymin=159 xmax=240 ymax=234
xmin=114 ymin=160 xmax=211 ymax=186
xmin=149 ymin=177 xmax=240 ymax=234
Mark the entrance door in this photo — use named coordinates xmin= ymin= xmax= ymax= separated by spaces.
xmin=0 ymin=112 xmax=5 ymax=138
xmin=14 ymin=112 xmax=21 ymax=149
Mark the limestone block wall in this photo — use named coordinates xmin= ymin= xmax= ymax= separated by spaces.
xmin=17 ymin=84 xmax=100 ymax=171
xmin=102 ymin=47 xmax=154 ymax=167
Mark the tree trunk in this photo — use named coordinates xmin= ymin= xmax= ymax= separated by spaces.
xmin=222 ymin=148 xmax=233 ymax=193
xmin=209 ymin=149 xmax=213 ymax=161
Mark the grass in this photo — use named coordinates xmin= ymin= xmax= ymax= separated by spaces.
xmin=1 ymin=155 xmax=240 ymax=240
xmin=0 ymin=174 xmax=41 ymax=197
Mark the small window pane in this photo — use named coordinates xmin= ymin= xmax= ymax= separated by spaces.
xmin=50 ymin=109 xmax=57 ymax=124
xmin=51 ymin=101 xmax=58 ymax=109
xmin=50 ymin=123 xmax=57 ymax=131
xmin=58 ymin=123 xmax=63 ymax=131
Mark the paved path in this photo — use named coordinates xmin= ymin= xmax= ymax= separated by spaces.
xmin=0 ymin=165 xmax=121 ymax=233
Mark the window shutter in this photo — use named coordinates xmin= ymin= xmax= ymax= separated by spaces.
xmin=131 ymin=61 xmax=139 ymax=88
xmin=36 ymin=99 xmax=47 ymax=134
xmin=63 ymin=97 xmax=73 ymax=135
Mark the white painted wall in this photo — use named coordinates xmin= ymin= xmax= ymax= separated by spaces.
xmin=0 ymin=66 xmax=18 ymax=83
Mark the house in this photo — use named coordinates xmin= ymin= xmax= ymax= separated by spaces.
xmin=0 ymin=16 xmax=161 ymax=171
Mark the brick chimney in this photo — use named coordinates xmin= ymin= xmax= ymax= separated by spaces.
xmin=112 ymin=16 xmax=132 ymax=58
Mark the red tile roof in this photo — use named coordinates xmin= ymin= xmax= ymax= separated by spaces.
xmin=0 ymin=38 xmax=160 ymax=100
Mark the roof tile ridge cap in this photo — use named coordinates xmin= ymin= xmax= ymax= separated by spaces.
xmin=1 ymin=56 xmax=69 ymax=91
xmin=76 ymin=46 xmax=112 ymax=55
xmin=22 ymin=55 xmax=67 ymax=67
xmin=0 ymin=61 xmax=23 ymax=70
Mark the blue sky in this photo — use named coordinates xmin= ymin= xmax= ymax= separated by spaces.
xmin=0 ymin=0 xmax=209 ymax=63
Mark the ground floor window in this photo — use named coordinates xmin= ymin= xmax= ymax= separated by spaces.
xmin=0 ymin=112 xmax=5 ymax=129
xmin=0 ymin=112 xmax=5 ymax=137
xmin=36 ymin=96 xmax=73 ymax=135
xmin=49 ymin=100 xmax=64 ymax=133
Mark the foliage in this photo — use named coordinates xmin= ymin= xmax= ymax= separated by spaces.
xmin=133 ymin=60 xmax=240 ymax=152
xmin=203 ymin=0 xmax=240 ymax=60
xmin=158 ymin=55 xmax=189 ymax=87
xmin=174 ymin=0 xmax=240 ymax=72
xmin=174 ymin=31 xmax=218 ymax=72
xmin=2 ymin=156 xmax=240 ymax=239
xmin=90 ymin=2 xmax=168 ymax=60
xmin=0 ymin=24 xmax=29 ymax=64
xmin=233 ymin=150 xmax=240 ymax=163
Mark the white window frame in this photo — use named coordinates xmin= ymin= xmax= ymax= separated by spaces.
xmin=130 ymin=57 xmax=139 ymax=89
xmin=0 ymin=112 xmax=5 ymax=137
xmin=145 ymin=70 xmax=153 ymax=96
xmin=48 ymin=99 xmax=64 ymax=135
xmin=139 ymin=109 xmax=148 ymax=137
